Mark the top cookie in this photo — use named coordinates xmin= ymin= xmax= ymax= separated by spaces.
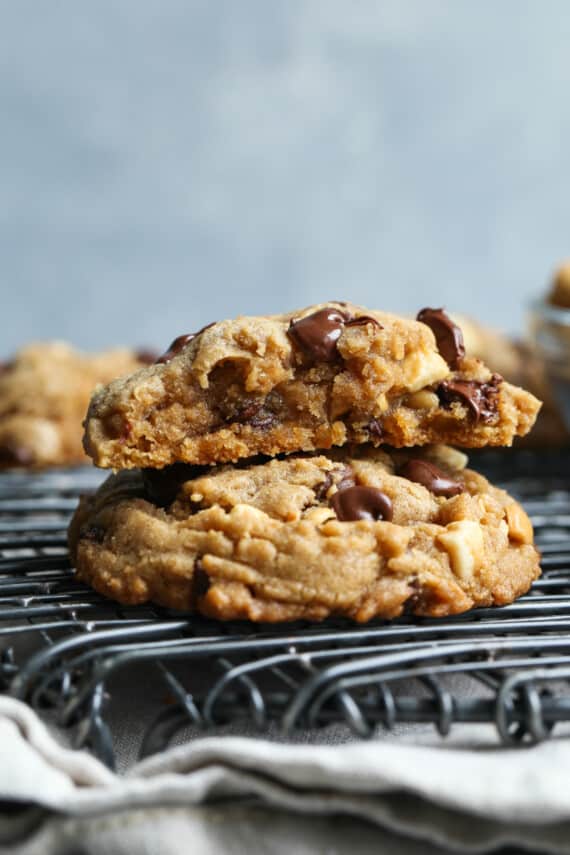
xmin=0 ymin=342 xmax=153 ymax=468
xmin=453 ymin=312 xmax=568 ymax=447
xmin=83 ymin=303 xmax=541 ymax=469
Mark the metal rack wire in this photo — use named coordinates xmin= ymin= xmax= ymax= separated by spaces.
xmin=1 ymin=450 xmax=570 ymax=769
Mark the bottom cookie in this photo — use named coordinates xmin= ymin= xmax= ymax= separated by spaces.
xmin=69 ymin=445 xmax=540 ymax=622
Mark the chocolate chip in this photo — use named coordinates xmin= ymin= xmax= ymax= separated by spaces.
xmin=226 ymin=400 xmax=276 ymax=430
xmin=142 ymin=463 xmax=203 ymax=507
xmin=248 ymin=410 xmax=276 ymax=430
xmin=399 ymin=459 xmax=464 ymax=498
xmin=368 ymin=419 xmax=383 ymax=442
xmin=416 ymin=307 xmax=465 ymax=369
xmin=288 ymin=309 xmax=349 ymax=362
xmin=315 ymin=471 xmax=333 ymax=501
xmin=135 ymin=349 xmax=159 ymax=365
xmin=155 ymin=334 xmax=196 ymax=364
xmin=287 ymin=308 xmax=384 ymax=362
xmin=437 ymin=374 xmax=502 ymax=423
xmin=331 ymin=485 xmax=393 ymax=522
xmin=345 ymin=315 xmax=383 ymax=330
xmin=155 ymin=322 xmax=216 ymax=364
xmin=0 ymin=444 xmax=34 ymax=466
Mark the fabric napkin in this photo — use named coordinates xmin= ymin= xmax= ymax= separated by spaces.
xmin=2 ymin=696 xmax=570 ymax=854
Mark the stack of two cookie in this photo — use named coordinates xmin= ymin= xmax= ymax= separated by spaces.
xmin=70 ymin=303 xmax=542 ymax=623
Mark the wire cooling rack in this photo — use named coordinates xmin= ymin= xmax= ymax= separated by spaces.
xmin=1 ymin=450 xmax=570 ymax=769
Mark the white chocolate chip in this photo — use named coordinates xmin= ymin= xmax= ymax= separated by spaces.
xmin=375 ymin=393 xmax=389 ymax=412
xmin=404 ymin=350 xmax=449 ymax=393
xmin=436 ymin=520 xmax=484 ymax=581
xmin=303 ymin=507 xmax=336 ymax=525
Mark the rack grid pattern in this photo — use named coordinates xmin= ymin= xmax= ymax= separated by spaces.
xmin=1 ymin=451 xmax=569 ymax=769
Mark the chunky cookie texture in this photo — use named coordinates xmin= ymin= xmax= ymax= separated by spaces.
xmin=454 ymin=313 xmax=568 ymax=447
xmin=69 ymin=445 xmax=540 ymax=622
xmin=0 ymin=342 xmax=153 ymax=468
xmin=83 ymin=303 xmax=541 ymax=469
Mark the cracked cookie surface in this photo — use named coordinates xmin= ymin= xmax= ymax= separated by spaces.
xmin=69 ymin=444 xmax=540 ymax=622
xmin=0 ymin=342 xmax=152 ymax=468
xmin=82 ymin=303 xmax=541 ymax=469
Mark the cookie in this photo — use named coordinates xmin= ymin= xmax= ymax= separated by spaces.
xmin=453 ymin=313 xmax=568 ymax=446
xmin=548 ymin=261 xmax=570 ymax=309
xmin=82 ymin=303 xmax=541 ymax=469
xmin=69 ymin=445 xmax=539 ymax=622
xmin=0 ymin=342 xmax=154 ymax=468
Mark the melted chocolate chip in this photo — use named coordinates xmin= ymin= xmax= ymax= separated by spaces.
xmin=288 ymin=309 xmax=348 ymax=362
xmin=247 ymin=410 xmax=276 ymax=430
xmin=331 ymin=485 xmax=393 ymax=522
xmin=225 ymin=400 xmax=276 ymax=430
xmin=368 ymin=419 xmax=383 ymax=442
xmin=437 ymin=374 xmax=502 ymax=423
xmin=287 ymin=308 xmax=384 ymax=362
xmin=155 ymin=322 xmax=216 ymax=364
xmin=416 ymin=307 xmax=465 ymax=369
xmin=0 ymin=444 xmax=34 ymax=466
xmin=155 ymin=334 xmax=195 ymax=364
xmin=345 ymin=315 xmax=383 ymax=329
xmin=399 ymin=459 xmax=464 ymax=498
xmin=142 ymin=463 xmax=204 ymax=507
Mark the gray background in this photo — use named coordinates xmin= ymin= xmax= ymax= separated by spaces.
xmin=2 ymin=0 xmax=570 ymax=355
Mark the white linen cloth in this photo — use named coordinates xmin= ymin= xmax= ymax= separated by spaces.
xmin=1 ymin=696 xmax=570 ymax=854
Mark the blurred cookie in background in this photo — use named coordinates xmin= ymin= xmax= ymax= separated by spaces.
xmin=0 ymin=343 xmax=155 ymax=468
xmin=452 ymin=261 xmax=570 ymax=447
xmin=454 ymin=316 xmax=566 ymax=447
xmin=547 ymin=261 xmax=570 ymax=309
xmin=527 ymin=261 xmax=570 ymax=432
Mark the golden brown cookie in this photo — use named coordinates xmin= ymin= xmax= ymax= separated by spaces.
xmin=82 ymin=303 xmax=541 ymax=469
xmin=69 ymin=445 xmax=540 ymax=622
xmin=0 ymin=342 xmax=154 ymax=468
xmin=452 ymin=313 xmax=568 ymax=446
